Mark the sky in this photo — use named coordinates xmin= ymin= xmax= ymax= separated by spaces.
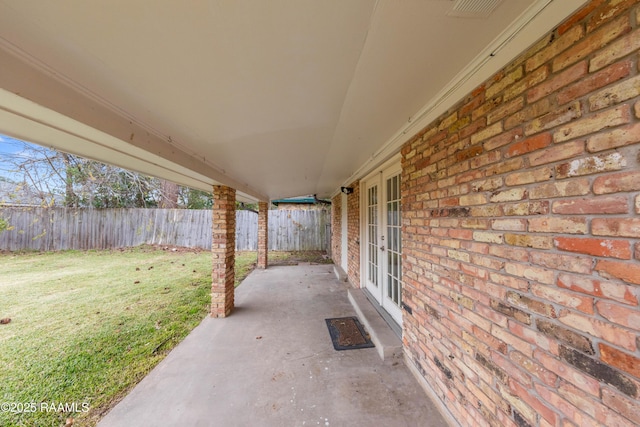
xmin=0 ymin=134 xmax=24 ymax=181
xmin=0 ymin=134 xmax=22 ymax=155
xmin=0 ymin=134 xmax=56 ymax=184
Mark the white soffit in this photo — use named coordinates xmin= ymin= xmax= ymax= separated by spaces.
xmin=0 ymin=0 xmax=589 ymax=200
xmin=336 ymin=0 xmax=589 ymax=194
xmin=0 ymin=0 xmax=377 ymax=200
xmin=448 ymin=0 xmax=505 ymax=18
xmin=0 ymin=87 xmax=261 ymax=202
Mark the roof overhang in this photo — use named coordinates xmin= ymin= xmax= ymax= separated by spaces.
xmin=0 ymin=0 xmax=588 ymax=202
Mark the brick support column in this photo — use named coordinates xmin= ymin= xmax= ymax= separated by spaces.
xmin=211 ymin=185 xmax=236 ymax=318
xmin=257 ymin=201 xmax=268 ymax=269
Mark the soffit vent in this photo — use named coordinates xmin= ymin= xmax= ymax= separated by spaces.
xmin=447 ymin=0 xmax=504 ymax=18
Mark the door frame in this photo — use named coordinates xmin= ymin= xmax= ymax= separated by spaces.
xmin=341 ymin=192 xmax=349 ymax=271
xmin=359 ymin=154 xmax=403 ymax=328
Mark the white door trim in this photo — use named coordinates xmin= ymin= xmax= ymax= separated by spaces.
xmin=360 ymin=154 xmax=403 ymax=327
xmin=341 ymin=192 xmax=348 ymax=271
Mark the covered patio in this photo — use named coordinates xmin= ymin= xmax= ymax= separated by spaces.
xmin=97 ymin=264 xmax=448 ymax=427
xmin=4 ymin=1 xmax=640 ymax=425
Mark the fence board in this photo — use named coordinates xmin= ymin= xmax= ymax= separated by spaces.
xmin=0 ymin=207 xmax=329 ymax=252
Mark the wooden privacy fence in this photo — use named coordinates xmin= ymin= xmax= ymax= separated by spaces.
xmin=0 ymin=207 xmax=329 ymax=252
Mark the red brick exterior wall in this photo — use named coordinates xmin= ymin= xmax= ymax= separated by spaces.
xmin=401 ymin=1 xmax=640 ymax=425
xmin=331 ymin=194 xmax=342 ymax=266
xmin=346 ymin=180 xmax=360 ymax=287
xmin=330 ymin=184 xmax=360 ymax=286
xmin=257 ymin=201 xmax=268 ymax=269
xmin=211 ymin=185 xmax=235 ymax=318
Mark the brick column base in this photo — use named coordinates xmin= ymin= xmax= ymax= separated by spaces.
xmin=257 ymin=201 xmax=268 ymax=269
xmin=211 ymin=185 xmax=236 ymax=318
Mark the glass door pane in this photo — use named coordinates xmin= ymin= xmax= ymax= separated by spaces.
xmin=367 ymin=185 xmax=378 ymax=288
xmin=385 ymin=174 xmax=402 ymax=307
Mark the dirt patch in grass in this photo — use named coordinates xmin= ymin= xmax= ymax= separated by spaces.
xmin=235 ymin=250 xmax=332 ymax=282
xmin=268 ymin=250 xmax=332 ymax=266
xmin=135 ymin=244 xmax=206 ymax=254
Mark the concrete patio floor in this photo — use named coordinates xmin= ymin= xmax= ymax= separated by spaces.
xmin=98 ymin=264 xmax=450 ymax=427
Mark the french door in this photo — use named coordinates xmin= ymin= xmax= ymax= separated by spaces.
xmin=364 ymin=165 xmax=402 ymax=326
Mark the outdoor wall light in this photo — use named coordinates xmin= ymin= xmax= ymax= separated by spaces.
xmin=341 ymin=187 xmax=354 ymax=195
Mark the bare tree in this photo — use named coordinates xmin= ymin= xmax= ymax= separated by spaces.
xmin=159 ymin=179 xmax=179 ymax=208
xmin=1 ymin=138 xmax=214 ymax=209
xmin=3 ymin=139 xmax=162 ymax=208
xmin=2 ymin=141 xmax=68 ymax=206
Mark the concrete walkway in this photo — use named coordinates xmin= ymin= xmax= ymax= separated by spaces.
xmin=98 ymin=264 xmax=450 ymax=427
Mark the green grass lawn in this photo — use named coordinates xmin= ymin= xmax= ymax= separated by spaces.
xmin=0 ymin=247 xmax=329 ymax=427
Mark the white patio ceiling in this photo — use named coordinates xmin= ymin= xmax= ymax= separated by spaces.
xmin=0 ymin=0 xmax=586 ymax=202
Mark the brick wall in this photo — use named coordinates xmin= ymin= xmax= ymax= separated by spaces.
xmin=401 ymin=1 xmax=640 ymax=426
xmin=257 ymin=201 xmax=268 ymax=269
xmin=331 ymin=194 xmax=341 ymax=266
xmin=347 ymin=180 xmax=360 ymax=287
xmin=211 ymin=185 xmax=235 ymax=318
